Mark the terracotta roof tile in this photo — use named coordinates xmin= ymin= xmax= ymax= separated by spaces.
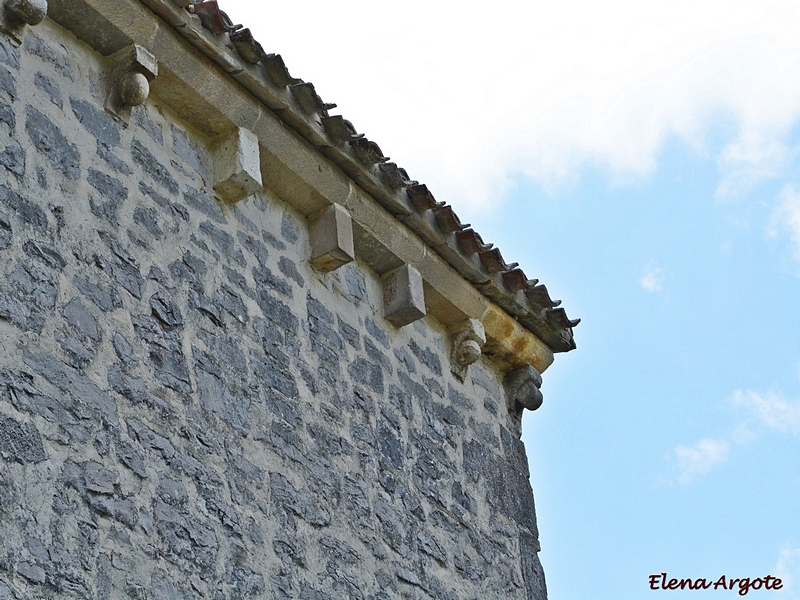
xmin=149 ymin=0 xmax=579 ymax=352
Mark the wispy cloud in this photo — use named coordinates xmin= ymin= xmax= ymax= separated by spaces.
xmin=716 ymin=134 xmax=791 ymax=200
xmin=731 ymin=390 xmax=800 ymax=434
xmin=224 ymin=0 xmax=800 ymax=211
xmin=670 ymin=389 xmax=800 ymax=483
xmin=640 ymin=263 xmax=666 ymax=293
xmin=767 ymin=185 xmax=800 ymax=263
xmin=773 ymin=544 xmax=800 ymax=598
xmin=674 ymin=438 xmax=730 ymax=484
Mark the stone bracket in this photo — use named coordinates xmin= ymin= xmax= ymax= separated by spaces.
xmin=449 ymin=319 xmax=485 ymax=382
xmin=504 ymin=365 xmax=544 ymax=413
xmin=105 ymin=44 xmax=158 ymax=119
xmin=0 ymin=0 xmax=47 ymax=43
xmin=45 ymin=0 xmax=561 ymax=375
xmin=308 ymin=203 xmax=354 ymax=272
xmin=383 ymin=264 xmax=425 ymax=328
xmin=212 ymin=127 xmax=262 ymax=202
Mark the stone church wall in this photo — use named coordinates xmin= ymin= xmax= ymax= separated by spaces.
xmin=0 ymin=12 xmax=547 ymax=600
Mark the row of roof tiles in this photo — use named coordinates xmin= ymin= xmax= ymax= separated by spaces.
xmin=166 ymin=0 xmax=579 ymax=352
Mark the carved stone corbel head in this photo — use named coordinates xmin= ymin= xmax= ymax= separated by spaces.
xmin=106 ymin=45 xmax=158 ymax=120
xmin=1 ymin=0 xmax=47 ymax=43
xmin=449 ymin=319 xmax=486 ymax=382
xmin=504 ymin=364 xmax=544 ymax=413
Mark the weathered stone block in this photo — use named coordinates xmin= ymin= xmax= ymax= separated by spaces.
xmin=0 ymin=415 xmax=47 ymax=463
xmin=0 ymin=136 xmax=24 ymax=177
xmin=71 ymin=97 xmax=120 ymax=147
xmin=0 ymin=210 xmax=11 ymax=249
xmin=26 ymin=106 xmax=80 ymax=180
xmin=64 ymin=297 xmax=99 ymax=340
xmin=383 ymin=264 xmax=425 ymax=327
xmin=5 ymin=0 xmax=47 ymax=26
xmin=308 ymin=203 xmax=354 ymax=272
xmin=132 ymin=139 xmax=178 ymax=195
xmin=213 ymin=127 xmax=262 ymax=203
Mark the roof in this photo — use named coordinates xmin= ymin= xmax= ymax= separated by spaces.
xmin=143 ymin=0 xmax=580 ymax=352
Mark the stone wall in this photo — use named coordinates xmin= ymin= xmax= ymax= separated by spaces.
xmin=0 ymin=15 xmax=547 ymax=600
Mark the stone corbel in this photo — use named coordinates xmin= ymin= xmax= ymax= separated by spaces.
xmin=449 ymin=319 xmax=485 ymax=382
xmin=308 ymin=203 xmax=354 ymax=272
xmin=1 ymin=0 xmax=47 ymax=43
xmin=382 ymin=264 xmax=425 ymax=327
xmin=212 ymin=127 xmax=262 ymax=202
xmin=106 ymin=45 xmax=158 ymax=119
xmin=504 ymin=364 xmax=544 ymax=413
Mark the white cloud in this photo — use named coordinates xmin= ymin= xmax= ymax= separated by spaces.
xmin=767 ymin=186 xmax=800 ymax=263
xmin=669 ymin=389 xmax=800 ymax=482
xmin=716 ymin=134 xmax=791 ymax=200
xmin=674 ymin=438 xmax=730 ymax=484
xmin=223 ymin=0 xmax=800 ymax=210
xmin=773 ymin=544 xmax=800 ymax=598
xmin=640 ymin=263 xmax=666 ymax=293
xmin=731 ymin=390 xmax=800 ymax=434
xmin=730 ymin=422 xmax=758 ymax=445
xmin=667 ymin=387 xmax=800 ymax=483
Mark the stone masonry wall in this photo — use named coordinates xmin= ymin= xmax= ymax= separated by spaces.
xmin=0 ymin=18 xmax=546 ymax=600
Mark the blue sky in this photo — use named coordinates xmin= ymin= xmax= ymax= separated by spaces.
xmin=491 ymin=138 xmax=800 ymax=598
xmin=221 ymin=1 xmax=800 ymax=597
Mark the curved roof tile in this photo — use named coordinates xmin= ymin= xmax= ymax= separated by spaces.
xmin=158 ymin=0 xmax=579 ymax=352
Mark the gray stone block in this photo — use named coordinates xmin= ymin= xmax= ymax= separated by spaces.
xmin=0 ymin=36 xmax=18 ymax=69
xmin=185 ymin=186 xmax=226 ymax=223
xmin=212 ymin=127 xmax=262 ymax=203
xmin=132 ymin=139 xmax=178 ymax=194
xmin=64 ymin=298 xmax=99 ymax=340
xmin=172 ymin=124 xmax=210 ymax=179
xmin=0 ymin=415 xmax=46 ymax=463
xmin=0 ymin=183 xmax=47 ymax=230
xmin=71 ymin=97 xmax=120 ymax=147
xmin=382 ymin=264 xmax=425 ymax=327
xmin=309 ymin=203 xmax=354 ymax=272
xmin=0 ymin=136 xmax=24 ymax=176
xmin=25 ymin=106 xmax=80 ymax=180
xmin=22 ymin=239 xmax=66 ymax=270
xmin=200 ymin=220 xmax=246 ymax=266
xmin=23 ymin=351 xmax=119 ymax=427
xmin=17 ymin=560 xmax=46 ymax=584
xmin=0 ymin=210 xmax=11 ymax=249
xmin=0 ymin=65 xmax=13 ymax=97
xmin=34 ymin=72 xmax=61 ymax=107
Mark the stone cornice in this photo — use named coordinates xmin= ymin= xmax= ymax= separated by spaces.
xmin=45 ymin=0 xmax=566 ymax=374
